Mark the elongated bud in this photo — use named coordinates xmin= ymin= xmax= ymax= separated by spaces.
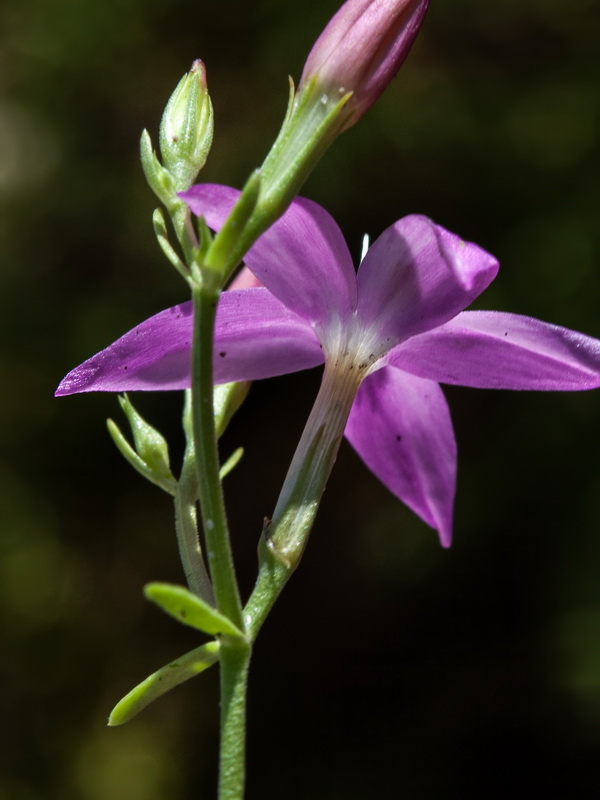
xmin=186 ymin=1 xmax=429 ymax=283
xmin=160 ymin=60 xmax=214 ymax=191
xmin=300 ymin=0 xmax=429 ymax=130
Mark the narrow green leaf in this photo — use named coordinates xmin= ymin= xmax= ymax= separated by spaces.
xmin=214 ymin=381 xmax=250 ymax=438
xmin=219 ymin=447 xmax=244 ymax=480
xmin=152 ymin=207 xmax=189 ymax=280
xmin=144 ymin=582 xmax=245 ymax=638
xmin=108 ymin=641 xmax=219 ymax=726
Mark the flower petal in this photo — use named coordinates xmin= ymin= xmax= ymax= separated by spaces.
xmin=180 ymin=182 xmax=239 ymax=228
xmin=387 ymin=311 xmax=600 ymax=390
xmin=55 ymin=288 xmax=323 ymax=396
xmin=355 ymin=215 xmax=499 ymax=349
xmin=345 ymin=365 xmax=456 ymax=547
xmin=181 ymin=183 xmax=357 ymax=329
xmin=212 ymin=289 xmax=323 ymax=383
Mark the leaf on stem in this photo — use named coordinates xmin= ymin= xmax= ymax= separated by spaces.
xmin=144 ymin=582 xmax=245 ymax=637
xmin=219 ymin=447 xmax=244 ymax=480
xmin=108 ymin=641 xmax=220 ymax=726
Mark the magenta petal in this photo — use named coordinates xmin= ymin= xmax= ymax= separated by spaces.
xmin=212 ymin=288 xmax=324 ymax=383
xmin=388 ymin=311 xmax=600 ymax=390
xmin=181 ymin=183 xmax=357 ymax=328
xmin=55 ymin=288 xmax=323 ymax=396
xmin=356 ymin=215 xmax=499 ymax=347
xmin=345 ymin=366 xmax=456 ymax=547
xmin=180 ymin=183 xmax=240 ymax=228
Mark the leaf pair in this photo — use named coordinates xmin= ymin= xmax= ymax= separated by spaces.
xmin=109 ymin=582 xmax=246 ymax=726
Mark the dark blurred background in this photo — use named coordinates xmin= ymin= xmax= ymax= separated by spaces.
xmin=1 ymin=0 xmax=600 ymax=797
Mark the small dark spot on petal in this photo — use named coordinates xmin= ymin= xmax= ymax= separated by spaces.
xmin=219 ymin=352 xmax=226 ymax=357
xmin=504 ymin=332 xmax=508 ymax=336
xmin=123 ymin=366 xmax=128 ymax=370
xmin=396 ymin=435 xmax=402 ymax=442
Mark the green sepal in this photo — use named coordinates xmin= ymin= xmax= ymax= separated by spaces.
xmin=144 ymin=582 xmax=245 ymax=638
xmin=196 ymin=215 xmax=214 ymax=258
xmin=140 ymin=128 xmax=179 ymax=209
xmin=109 ymin=394 xmax=176 ymax=492
xmin=108 ymin=641 xmax=219 ymax=726
xmin=107 ymin=417 xmax=176 ymax=496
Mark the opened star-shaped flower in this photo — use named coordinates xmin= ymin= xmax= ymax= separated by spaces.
xmin=56 ymin=185 xmax=600 ymax=546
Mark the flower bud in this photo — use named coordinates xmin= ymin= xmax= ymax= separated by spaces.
xmin=159 ymin=60 xmax=214 ymax=191
xmin=300 ymin=0 xmax=429 ymax=130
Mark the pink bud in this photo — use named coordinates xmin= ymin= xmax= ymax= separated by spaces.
xmin=300 ymin=0 xmax=429 ymax=128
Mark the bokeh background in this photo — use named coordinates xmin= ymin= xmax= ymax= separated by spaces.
xmin=2 ymin=0 xmax=600 ymax=797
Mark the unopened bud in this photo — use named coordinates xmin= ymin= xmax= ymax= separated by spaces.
xmin=160 ymin=60 xmax=214 ymax=191
xmin=300 ymin=0 xmax=429 ymax=130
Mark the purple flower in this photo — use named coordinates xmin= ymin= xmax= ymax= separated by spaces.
xmin=300 ymin=0 xmax=430 ymax=130
xmin=56 ymin=185 xmax=600 ymax=546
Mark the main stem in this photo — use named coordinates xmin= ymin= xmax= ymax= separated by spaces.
xmin=190 ymin=281 xmax=249 ymax=800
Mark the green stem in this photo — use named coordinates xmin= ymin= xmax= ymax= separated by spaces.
xmin=218 ymin=639 xmax=251 ymax=800
xmin=190 ymin=281 xmax=250 ymax=799
xmin=190 ymin=282 xmax=243 ymax=629
xmin=203 ymin=78 xmax=351 ymax=287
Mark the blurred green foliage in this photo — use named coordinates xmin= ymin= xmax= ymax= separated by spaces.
xmin=1 ymin=0 xmax=599 ymax=797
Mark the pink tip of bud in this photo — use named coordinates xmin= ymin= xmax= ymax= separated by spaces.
xmin=190 ymin=59 xmax=208 ymax=90
xmin=300 ymin=0 xmax=429 ymax=127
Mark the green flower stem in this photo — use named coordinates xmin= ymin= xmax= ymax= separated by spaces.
xmin=204 ymin=79 xmax=351 ymax=288
xmin=244 ymin=359 xmax=363 ymax=640
xmin=190 ymin=282 xmax=243 ymax=628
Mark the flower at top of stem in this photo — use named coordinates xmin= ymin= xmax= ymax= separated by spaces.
xmin=300 ymin=0 xmax=430 ymax=130
xmin=55 ymin=185 xmax=600 ymax=547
